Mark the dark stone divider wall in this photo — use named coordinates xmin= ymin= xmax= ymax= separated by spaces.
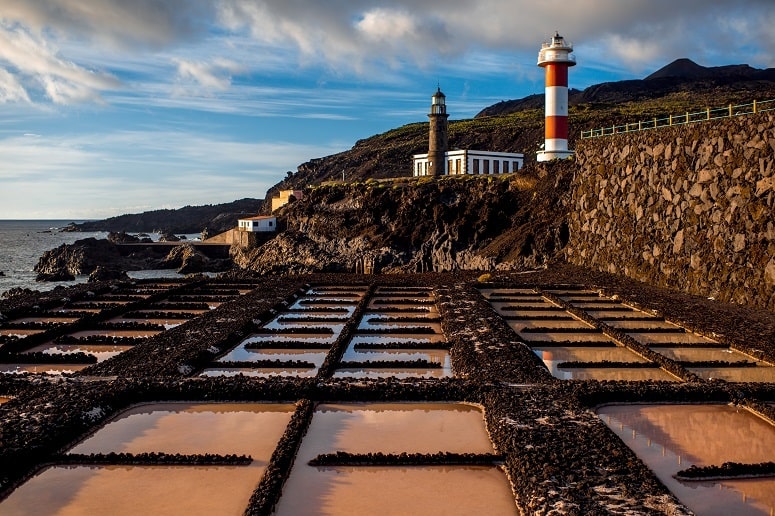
xmin=568 ymin=112 xmax=775 ymax=311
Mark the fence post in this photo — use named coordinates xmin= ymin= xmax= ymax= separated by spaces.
xmin=669 ymin=114 xmax=672 ymax=126
xmin=707 ymin=107 xmax=710 ymax=120
xmin=729 ymin=104 xmax=733 ymax=117
xmin=654 ymin=118 xmax=657 ymax=128
xmin=753 ymin=100 xmax=757 ymax=113
xmin=638 ymin=120 xmax=642 ymax=131
xmin=685 ymin=112 xmax=689 ymax=123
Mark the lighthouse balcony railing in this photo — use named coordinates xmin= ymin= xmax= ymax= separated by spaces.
xmin=538 ymin=53 xmax=576 ymax=65
xmin=580 ymin=98 xmax=775 ymax=139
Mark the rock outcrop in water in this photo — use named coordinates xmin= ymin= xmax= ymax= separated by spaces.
xmin=34 ymin=238 xmax=233 ymax=281
xmin=35 ymin=238 xmax=128 ymax=280
xmin=233 ymin=161 xmax=575 ymax=275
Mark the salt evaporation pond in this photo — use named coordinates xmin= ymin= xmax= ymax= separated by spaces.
xmin=625 ymin=331 xmax=716 ymax=345
xmin=24 ymin=343 xmax=133 ymax=362
xmin=275 ymin=402 xmax=516 ymax=515
xmin=554 ymin=365 xmax=678 ymax=381
xmin=204 ymin=286 xmax=366 ymax=377
xmin=201 ymin=367 xmax=317 ymax=378
xmin=651 ymin=347 xmax=755 ymax=363
xmin=1 ymin=402 xmax=294 ymax=515
xmin=0 ymin=363 xmax=89 ymax=375
xmin=598 ymin=404 xmax=775 ymax=515
xmin=688 ymin=365 xmax=775 ymax=382
xmin=332 ymin=368 xmax=450 ymax=379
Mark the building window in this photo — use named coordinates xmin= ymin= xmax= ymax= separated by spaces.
xmin=455 ymin=159 xmax=461 ymax=174
xmin=503 ymin=161 xmax=509 ymax=173
xmin=493 ymin=160 xmax=500 ymax=174
xmin=513 ymin=161 xmax=520 ymax=171
xmin=473 ymin=159 xmax=479 ymax=174
xmin=483 ymin=160 xmax=490 ymax=174
xmin=268 ymin=221 xmax=273 ymax=227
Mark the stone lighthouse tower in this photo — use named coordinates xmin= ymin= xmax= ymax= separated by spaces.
xmin=427 ymin=86 xmax=449 ymax=176
xmin=537 ymin=32 xmax=576 ymax=161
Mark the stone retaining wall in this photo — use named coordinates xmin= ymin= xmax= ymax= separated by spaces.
xmin=567 ymin=112 xmax=775 ymax=311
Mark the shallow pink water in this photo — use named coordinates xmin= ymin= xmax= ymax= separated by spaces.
xmin=275 ymin=402 xmax=515 ymax=515
xmin=598 ymin=404 xmax=775 ymax=515
xmin=2 ymin=402 xmax=295 ymax=515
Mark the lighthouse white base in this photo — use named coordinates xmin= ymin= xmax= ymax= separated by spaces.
xmin=536 ymin=149 xmax=574 ymax=162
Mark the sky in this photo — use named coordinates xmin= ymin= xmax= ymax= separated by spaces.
xmin=0 ymin=1 xmax=773 ymax=219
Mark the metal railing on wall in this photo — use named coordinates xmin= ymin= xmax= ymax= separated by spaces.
xmin=580 ymin=98 xmax=775 ymax=139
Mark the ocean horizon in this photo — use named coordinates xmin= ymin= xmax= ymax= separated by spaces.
xmin=0 ymin=220 xmax=193 ymax=297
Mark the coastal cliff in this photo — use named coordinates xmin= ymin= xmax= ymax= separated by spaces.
xmin=233 ymin=161 xmax=574 ymax=274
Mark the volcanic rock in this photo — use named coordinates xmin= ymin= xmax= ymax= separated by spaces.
xmin=158 ymin=232 xmax=180 ymax=242
xmin=34 ymin=238 xmax=124 ymax=281
xmin=107 ymin=231 xmax=140 ymax=244
xmin=88 ymin=266 xmax=130 ymax=283
xmin=36 ymin=270 xmax=76 ymax=282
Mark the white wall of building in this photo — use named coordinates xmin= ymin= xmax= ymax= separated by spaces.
xmin=238 ymin=216 xmax=277 ymax=232
xmin=412 ymin=150 xmax=524 ymax=177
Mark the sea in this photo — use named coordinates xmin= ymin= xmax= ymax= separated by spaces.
xmin=0 ymin=220 xmax=196 ymax=297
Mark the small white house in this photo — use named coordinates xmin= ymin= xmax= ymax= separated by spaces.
xmin=238 ymin=215 xmax=277 ymax=232
xmin=412 ymin=149 xmax=524 ymax=177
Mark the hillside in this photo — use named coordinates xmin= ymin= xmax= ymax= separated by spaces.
xmin=66 ymin=198 xmax=263 ymax=235
xmin=235 ymin=161 xmax=575 ymax=275
xmin=266 ymin=65 xmax=775 ymax=200
xmin=477 ymin=58 xmax=775 ymax=117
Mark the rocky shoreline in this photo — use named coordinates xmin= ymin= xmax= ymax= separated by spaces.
xmin=31 ymin=233 xmax=233 ymax=283
xmin=0 ymin=266 xmax=773 ymax=514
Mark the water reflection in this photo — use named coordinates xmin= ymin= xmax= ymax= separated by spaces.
xmin=24 ymin=343 xmax=133 ymax=362
xmin=275 ymin=403 xmax=516 ymax=515
xmin=2 ymin=402 xmax=295 ymax=515
xmin=598 ymin=404 xmax=775 ymax=515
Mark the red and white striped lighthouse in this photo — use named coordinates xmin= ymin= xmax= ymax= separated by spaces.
xmin=537 ymin=32 xmax=576 ymax=161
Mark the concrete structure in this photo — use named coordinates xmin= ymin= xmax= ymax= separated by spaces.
xmin=412 ymin=149 xmax=523 ymax=176
xmin=238 ymin=215 xmax=277 ymax=232
xmin=537 ymin=32 xmax=576 ymax=162
xmin=271 ymin=190 xmax=304 ymax=212
xmin=427 ymin=87 xmax=449 ymax=176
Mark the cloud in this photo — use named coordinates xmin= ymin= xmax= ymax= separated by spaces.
xmin=0 ymin=22 xmax=120 ymax=103
xmin=0 ymin=0 xmax=213 ymax=49
xmin=215 ymin=0 xmax=775 ymax=73
xmin=174 ymin=57 xmax=243 ymax=93
xmin=0 ymin=66 xmax=29 ymax=102
xmin=0 ymin=0 xmax=773 ymax=108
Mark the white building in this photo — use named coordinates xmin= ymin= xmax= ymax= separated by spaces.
xmin=238 ymin=215 xmax=277 ymax=232
xmin=412 ymin=149 xmax=524 ymax=177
